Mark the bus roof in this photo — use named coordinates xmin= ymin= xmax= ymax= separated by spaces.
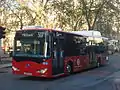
xmin=70 ymin=31 xmax=109 ymax=40
xmin=71 ymin=31 xmax=101 ymax=37
xmin=21 ymin=26 xmax=51 ymax=31
xmin=19 ymin=26 xmax=108 ymax=39
xmin=19 ymin=26 xmax=84 ymax=36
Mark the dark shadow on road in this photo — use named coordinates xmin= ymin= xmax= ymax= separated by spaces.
xmin=13 ymin=62 xmax=112 ymax=82
xmin=17 ymin=66 xmax=104 ymax=82
xmin=18 ymin=75 xmax=70 ymax=81
xmin=19 ymin=76 xmax=55 ymax=81
xmin=0 ymin=71 xmax=8 ymax=73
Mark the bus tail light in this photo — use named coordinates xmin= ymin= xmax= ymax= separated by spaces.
xmin=37 ymin=68 xmax=48 ymax=74
xmin=12 ymin=66 xmax=20 ymax=71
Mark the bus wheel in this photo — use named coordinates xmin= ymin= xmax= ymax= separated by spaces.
xmin=66 ymin=63 xmax=72 ymax=74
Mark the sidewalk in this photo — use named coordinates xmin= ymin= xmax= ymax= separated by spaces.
xmin=0 ymin=54 xmax=12 ymax=68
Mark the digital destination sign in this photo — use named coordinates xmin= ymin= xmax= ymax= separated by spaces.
xmin=15 ymin=30 xmax=47 ymax=38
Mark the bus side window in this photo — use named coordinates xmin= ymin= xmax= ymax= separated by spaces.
xmin=95 ymin=45 xmax=105 ymax=54
xmin=79 ymin=46 xmax=87 ymax=55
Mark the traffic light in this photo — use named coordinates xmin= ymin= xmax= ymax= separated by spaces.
xmin=0 ymin=26 xmax=6 ymax=39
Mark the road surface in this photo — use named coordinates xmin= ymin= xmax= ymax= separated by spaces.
xmin=0 ymin=54 xmax=120 ymax=90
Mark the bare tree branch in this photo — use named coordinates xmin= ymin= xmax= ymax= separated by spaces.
xmin=81 ymin=0 xmax=91 ymax=29
xmin=92 ymin=0 xmax=110 ymax=29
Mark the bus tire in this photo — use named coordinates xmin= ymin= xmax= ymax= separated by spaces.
xmin=66 ymin=62 xmax=73 ymax=74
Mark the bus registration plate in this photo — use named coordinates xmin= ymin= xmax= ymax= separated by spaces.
xmin=24 ymin=72 xmax=32 ymax=76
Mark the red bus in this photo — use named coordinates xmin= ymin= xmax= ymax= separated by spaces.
xmin=12 ymin=26 xmax=109 ymax=78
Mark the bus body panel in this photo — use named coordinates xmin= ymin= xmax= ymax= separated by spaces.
xmin=12 ymin=59 xmax=53 ymax=78
xmin=12 ymin=27 xmax=109 ymax=78
xmin=64 ymin=56 xmax=89 ymax=73
xmin=96 ymin=54 xmax=108 ymax=65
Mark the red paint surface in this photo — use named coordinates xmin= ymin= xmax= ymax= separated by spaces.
xmin=12 ymin=53 xmax=108 ymax=78
xmin=12 ymin=58 xmax=52 ymax=78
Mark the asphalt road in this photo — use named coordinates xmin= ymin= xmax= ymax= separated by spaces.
xmin=0 ymin=54 xmax=120 ymax=90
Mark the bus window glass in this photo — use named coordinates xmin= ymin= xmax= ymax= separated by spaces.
xmin=14 ymin=38 xmax=50 ymax=57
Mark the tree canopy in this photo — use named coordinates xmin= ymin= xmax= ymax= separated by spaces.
xmin=0 ymin=0 xmax=120 ymax=37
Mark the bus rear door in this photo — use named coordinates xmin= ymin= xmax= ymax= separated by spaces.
xmin=88 ymin=46 xmax=97 ymax=67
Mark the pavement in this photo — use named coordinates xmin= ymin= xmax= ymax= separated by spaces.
xmin=0 ymin=54 xmax=12 ymax=68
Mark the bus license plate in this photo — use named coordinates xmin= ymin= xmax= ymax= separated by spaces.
xmin=24 ymin=72 xmax=32 ymax=76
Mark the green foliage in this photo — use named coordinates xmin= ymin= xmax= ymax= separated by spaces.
xmin=0 ymin=0 xmax=119 ymax=36
xmin=52 ymin=0 xmax=84 ymax=31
